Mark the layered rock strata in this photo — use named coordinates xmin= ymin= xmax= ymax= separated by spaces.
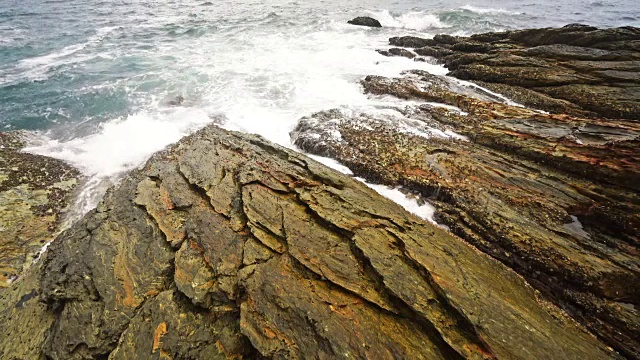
xmin=0 ymin=126 xmax=619 ymax=359
xmin=292 ymin=68 xmax=639 ymax=358
xmin=387 ymin=24 xmax=640 ymax=120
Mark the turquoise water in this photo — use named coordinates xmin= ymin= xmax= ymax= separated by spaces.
xmin=2 ymin=0 xmax=637 ymax=132
xmin=1 ymin=0 xmax=638 ymax=212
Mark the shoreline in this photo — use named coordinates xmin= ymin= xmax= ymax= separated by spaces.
xmin=1 ymin=23 xmax=638 ymax=359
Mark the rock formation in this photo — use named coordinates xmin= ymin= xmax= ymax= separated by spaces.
xmin=0 ymin=125 xmax=619 ymax=359
xmin=376 ymin=48 xmax=417 ymax=59
xmin=0 ymin=131 xmax=79 ymax=287
xmin=388 ymin=24 xmax=640 ymax=120
xmin=348 ymin=16 xmax=382 ymax=28
xmin=294 ymin=25 xmax=640 ymax=357
xmin=1 ymin=25 xmax=638 ymax=360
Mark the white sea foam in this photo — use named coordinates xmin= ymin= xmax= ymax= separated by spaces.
xmin=460 ymin=5 xmax=521 ymax=15
xmin=307 ymin=154 xmax=354 ymax=175
xmin=355 ymin=177 xmax=439 ymax=225
xmin=26 ymin=106 xmax=213 ymax=214
xmin=452 ymin=78 xmax=525 ymax=107
xmin=366 ymin=9 xmax=450 ymax=30
xmin=21 ymin=9 xmax=460 ymax=218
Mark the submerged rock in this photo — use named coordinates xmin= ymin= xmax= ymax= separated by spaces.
xmin=377 ymin=47 xmax=416 ymax=59
xmin=0 ymin=131 xmax=79 ymax=287
xmin=293 ymin=71 xmax=640 ymax=359
xmin=347 ymin=16 xmax=382 ymax=28
xmin=167 ymin=95 xmax=185 ymax=106
xmin=0 ymin=125 xmax=619 ymax=359
xmin=386 ymin=25 xmax=640 ymax=120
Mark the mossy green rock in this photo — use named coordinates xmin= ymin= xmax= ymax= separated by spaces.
xmin=293 ymin=70 xmax=639 ymax=359
xmin=0 ymin=126 xmax=619 ymax=359
xmin=0 ymin=131 xmax=79 ymax=287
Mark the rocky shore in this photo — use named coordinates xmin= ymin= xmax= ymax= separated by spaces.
xmin=295 ymin=24 xmax=640 ymax=359
xmin=0 ymin=25 xmax=638 ymax=359
xmin=0 ymin=125 xmax=620 ymax=359
xmin=0 ymin=132 xmax=80 ymax=287
xmin=387 ymin=24 xmax=640 ymax=120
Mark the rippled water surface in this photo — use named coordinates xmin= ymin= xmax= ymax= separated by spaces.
xmin=1 ymin=0 xmax=638 ymax=212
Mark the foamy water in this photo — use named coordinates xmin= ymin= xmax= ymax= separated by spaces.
xmin=1 ymin=0 xmax=638 ymax=217
xmin=19 ymin=13 xmax=452 ymax=214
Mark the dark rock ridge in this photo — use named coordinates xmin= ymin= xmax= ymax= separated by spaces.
xmin=377 ymin=47 xmax=417 ymax=59
xmin=292 ymin=70 xmax=639 ymax=359
xmin=388 ymin=24 xmax=640 ymax=120
xmin=0 ymin=125 xmax=619 ymax=359
xmin=0 ymin=131 xmax=80 ymax=287
xmin=348 ymin=16 xmax=382 ymax=28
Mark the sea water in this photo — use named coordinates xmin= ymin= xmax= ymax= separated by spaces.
xmin=1 ymin=0 xmax=638 ymax=215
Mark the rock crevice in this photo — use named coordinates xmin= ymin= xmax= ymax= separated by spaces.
xmin=0 ymin=125 xmax=620 ymax=359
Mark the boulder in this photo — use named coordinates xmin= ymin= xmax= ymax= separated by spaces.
xmin=347 ymin=16 xmax=382 ymax=28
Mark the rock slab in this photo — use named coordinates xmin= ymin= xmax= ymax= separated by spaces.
xmin=389 ymin=25 xmax=640 ymax=120
xmin=0 ymin=131 xmax=79 ymax=287
xmin=293 ymin=69 xmax=639 ymax=359
xmin=0 ymin=125 xmax=618 ymax=359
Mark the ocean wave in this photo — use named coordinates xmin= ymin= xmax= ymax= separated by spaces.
xmin=590 ymin=1 xmax=614 ymax=7
xmin=13 ymin=26 xmax=119 ymax=82
xmin=459 ymin=5 xmax=522 ymax=15
xmin=366 ymin=9 xmax=450 ymax=31
xmin=20 ymin=17 xmax=450 ymax=213
xmin=25 ymin=106 xmax=214 ymax=214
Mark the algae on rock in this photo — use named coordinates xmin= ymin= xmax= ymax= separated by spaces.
xmin=0 ymin=131 xmax=80 ymax=287
xmin=0 ymin=125 xmax=620 ymax=359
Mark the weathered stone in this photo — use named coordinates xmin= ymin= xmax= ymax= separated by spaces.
xmin=377 ymin=47 xmax=416 ymax=58
xmin=390 ymin=35 xmax=438 ymax=48
xmin=174 ymin=239 xmax=215 ymax=307
xmin=0 ymin=125 xmax=619 ymax=359
xmin=0 ymin=265 xmax=55 ymax=359
xmin=387 ymin=25 xmax=640 ymax=120
xmin=0 ymin=131 xmax=80 ymax=287
xmin=293 ymin=70 xmax=639 ymax=359
xmin=347 ymin=16 xmax=382 ymax=28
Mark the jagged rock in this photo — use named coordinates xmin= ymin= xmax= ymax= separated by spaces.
xmin=360 ymin=71 xmax=640 ymax=190
xmin=347 ymin=16 xmax=382 ymax=28
xmin=0 ymin=125 xmax=620 ymax=359
xmin=388 ymin=47 xmax=416 ymax=58
xmin=390 ymin=35 xmax=437 ymax=48
xmin=0 ymin=131 xmax=80 ymax=287
xmin=292 ymin=71 xmax=640 ymax=359
xmin=377 ymin=47 xmax=416 ymax=59
xmin=387 ymin=25 xmax=640 ymax=119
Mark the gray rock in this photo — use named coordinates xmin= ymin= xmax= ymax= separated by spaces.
xmin=347 ymin=16 xmax=382 ymax=28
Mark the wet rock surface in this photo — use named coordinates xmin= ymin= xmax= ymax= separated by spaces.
xmin=0 ymin=126 xmax=619 ymax=359
xmin=293 ymin=69 xmax=639 ymax=358
xmin=0 ymin=131 xmax=80 ymax=287
xmin=347 ymin=16 xmax=382 ymax=28
xmin=377 ymin=48 xmax=416 ymax=59
xmin=387 ymin=25 xmax=640 ymax=120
